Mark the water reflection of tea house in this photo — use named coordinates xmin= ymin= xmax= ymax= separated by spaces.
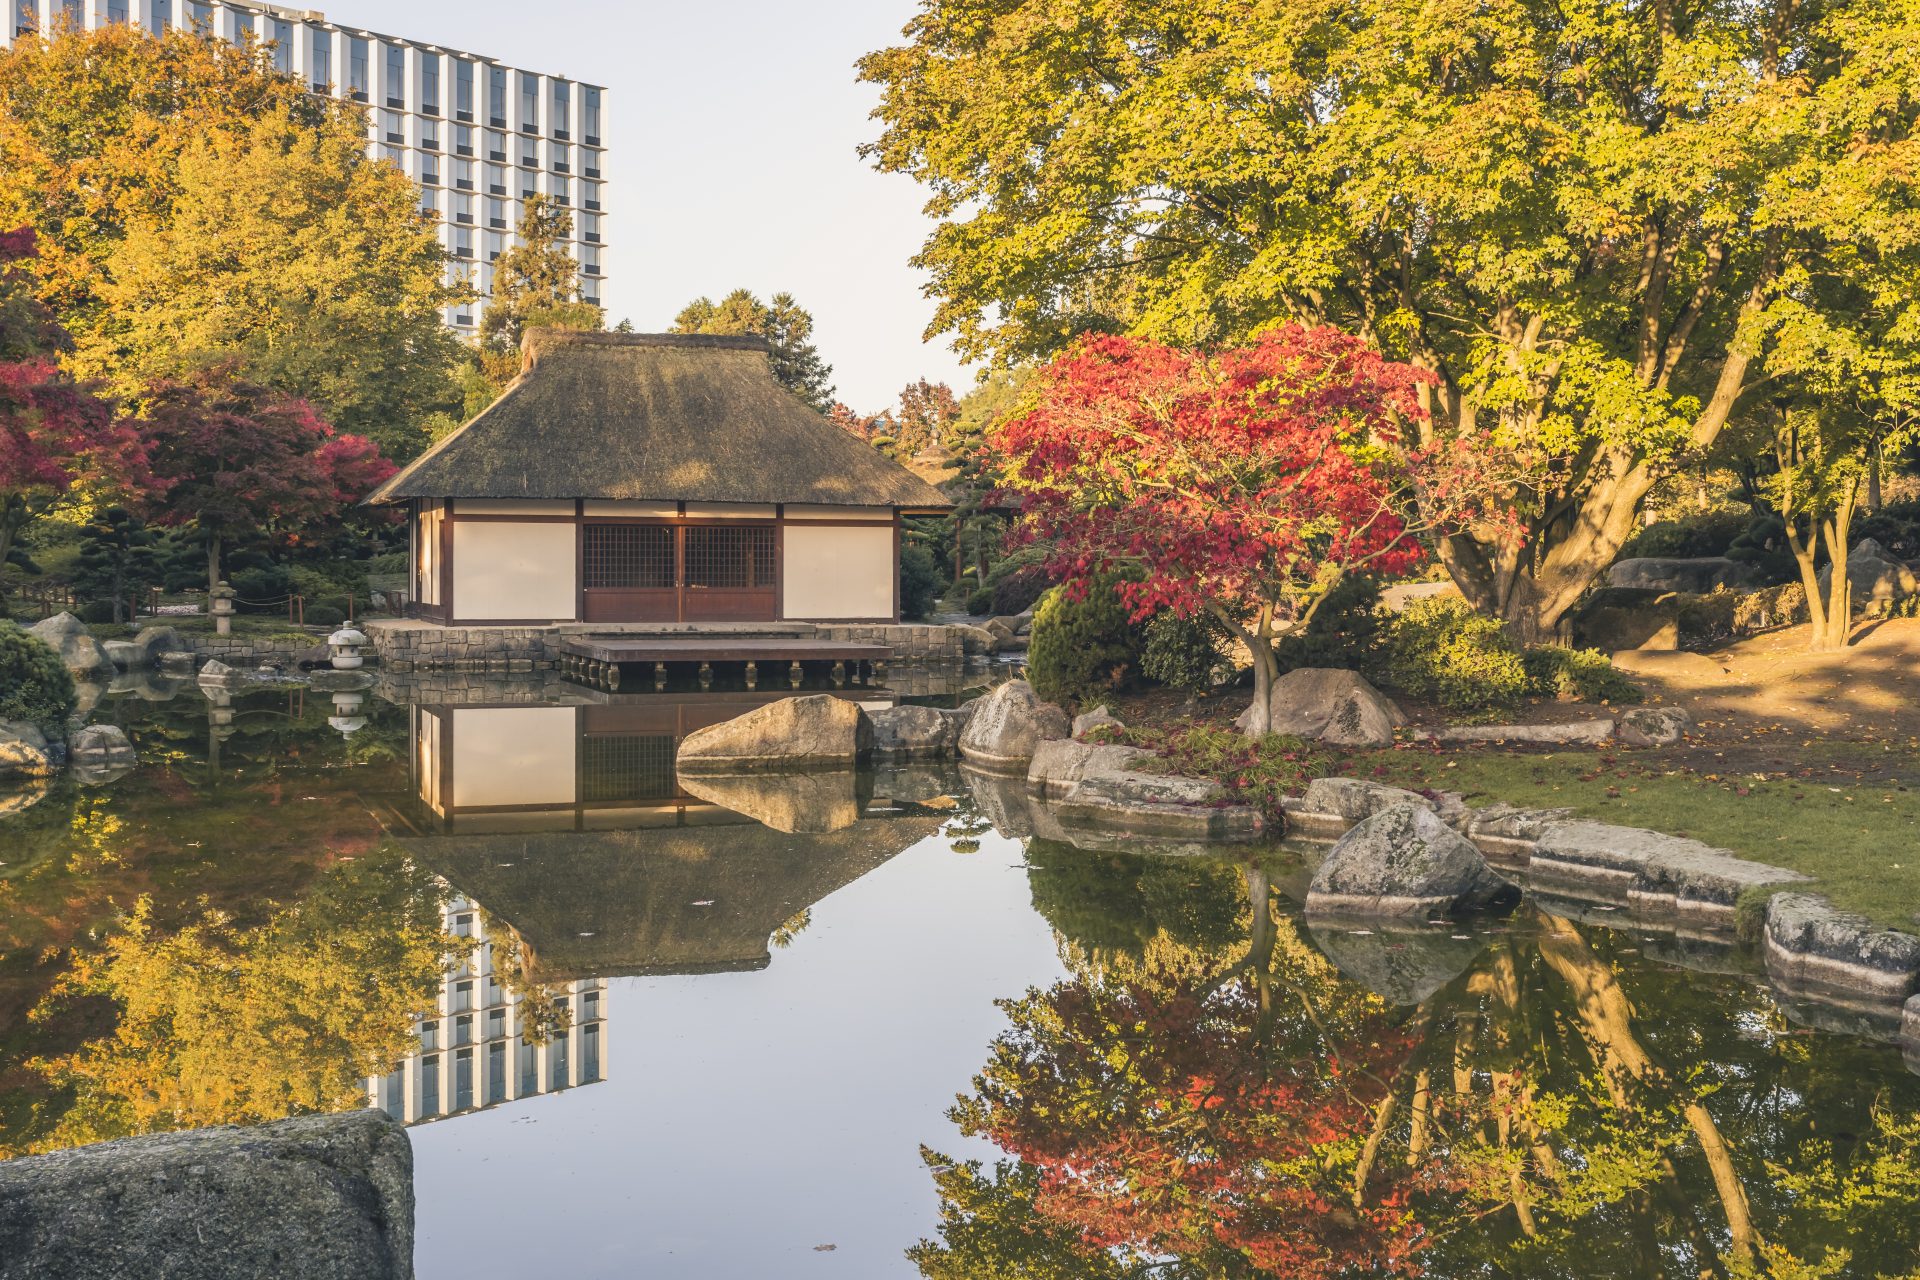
xmin=370 ymin=896 xmax=608 ymax=1127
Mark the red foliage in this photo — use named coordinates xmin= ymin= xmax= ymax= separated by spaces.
xmin=970 ymin=971 xmax=1430 ymax=1277
xmin=989 ymin=328 xmax=1501 ymax=627
xmin=141 ymin=370 xmax=395 ymax=558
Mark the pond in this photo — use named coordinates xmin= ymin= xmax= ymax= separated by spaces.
xmin=2 ymin=676 xmax=1918 ymax=1278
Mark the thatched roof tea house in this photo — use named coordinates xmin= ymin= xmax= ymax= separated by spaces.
xmin=367 ymin=330 xmax=950 ymax=625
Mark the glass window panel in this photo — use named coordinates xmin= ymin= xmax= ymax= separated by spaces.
xmin=488 ymin=65 xmax=507 ymax=125
xmin=454 ymin=1049 xmax=473 ymax=1111
xmin=519 ymin=71 xmax=538 ymax=132
xmin=269 ymin=18 xmax=290 ymax=71
xmin=384 ymin=43 xmax=403 ymax=107
xmin=348 ymin=37 xmax=368 ymax=99
xmin=421 ymin=53 xmax=440 ymax=115
xmin=455 ymin=60 xmax=474 ymax=119
xmin=309 ymin=35 xmax=330 ymax=92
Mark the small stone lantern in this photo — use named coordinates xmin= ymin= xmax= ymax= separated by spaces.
xmin=328 ymin=626 xmax=369 ymax=670
xmin=209 ymin=581 xmax=237 ymax=637
xmin=329 ymin=691 xmax=368 ymax=738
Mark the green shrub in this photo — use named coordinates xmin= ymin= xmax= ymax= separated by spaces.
xmin=899 ymin=542 xmax=941 ymax=620
xmin=966 ymin=587 xmax=994 ymax=616
xmin=77 ymin=599 xmax=119 ymax=625
xmin=306 ymin=605 xmax=348 ymax=629
xmin=1520 ymin=645 xmax=1644 ymax=704
xmin=0 ymin=622 xmax=78 ymax=734
xmin=1618 ymin=509 xmax=1749 ymax=560
xmin=1026 ymin=578 xmax=1146 ymax=705
xmin=985 ymin=544 xmax=1056 ymax=615
xmin=229 ymin=565 xmax=295 ymax=612
xmin=364 ymin=550 xmax=409 ymax=576
xmin=1273 ymin=575 xmax=1388 ymax=673
xmin=1141 ymin=610 xmax=1234 ymax=692
xmin=1382 ymin=595 xmax=1529 ymax=714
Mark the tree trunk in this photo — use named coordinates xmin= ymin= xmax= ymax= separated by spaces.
xmin=1867 ymin=440 xmax=1883 ymax=511
xmin=1813 ymin=494 xmax=1857 ymax=653
xmin=206 ymin=534 xmax=223 ymax=598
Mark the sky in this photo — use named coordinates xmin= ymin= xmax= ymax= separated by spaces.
xmin=312 ymin=0 xmax=972 ymax=414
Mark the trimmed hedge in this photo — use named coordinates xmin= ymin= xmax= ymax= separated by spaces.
xmin=1026 ymin=578 xmax=1146 ymax=705
xmin=1382 ymin=595 xmax=1530 ymax=714
xmin=0 ymin=622 xmax=78 ymax=735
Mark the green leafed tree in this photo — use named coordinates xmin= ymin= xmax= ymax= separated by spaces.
xmin=860 ymin=0 xmax=1920 ymax=640
xmin=672 ymin=288 xmax=836 ymax=411
xmin=0 ymin=25 xmax=463 ymax=462
xmin=476 ymin=193 xmax=603 ymax=389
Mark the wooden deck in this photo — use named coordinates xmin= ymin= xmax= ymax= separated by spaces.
xmin=559 ymin=636 xmax=893 ymax=691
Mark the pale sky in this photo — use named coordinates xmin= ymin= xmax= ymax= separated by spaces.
xmin=313 ymin=0 xmax=972 ymax=414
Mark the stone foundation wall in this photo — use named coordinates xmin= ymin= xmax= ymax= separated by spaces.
xmin=364 ymin=621 xmax=965 ymax=671
xmin=186 ymin=635 xmax=328 ymax=666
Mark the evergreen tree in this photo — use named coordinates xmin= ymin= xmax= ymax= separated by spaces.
xmin=72 ymin=506 xmax=162 ymax=624
xmin=476 ymin=195 xmax=603 ymax=387
xmin=672 ymin=289 xmax=835 ymax=411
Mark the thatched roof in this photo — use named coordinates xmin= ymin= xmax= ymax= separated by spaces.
xmin=407 ymin=811 xmax=944 ymax=981
xmin=367 ymin=330 xmax=950 ymax=509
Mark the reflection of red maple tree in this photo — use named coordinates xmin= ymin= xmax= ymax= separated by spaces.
xmin=961 ymin=943 xmax=1434 ymax=1277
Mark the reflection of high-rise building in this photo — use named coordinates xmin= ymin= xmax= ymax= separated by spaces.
xmin=367 ymin=895 xmax=607 ymax=1126
xmin=3 ymin=2 xmax=608 ymax=333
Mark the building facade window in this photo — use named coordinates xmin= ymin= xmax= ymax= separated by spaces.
xmin=150 ymin=0 xmax=172 ymax=35
xmin=549 ymin=141 xmax=569 ymax=174
xmin=485 ymin=163 xmax=507 ymax=196
xmin=269 ymin=18 xmax=291 ymax=72
xmin=581 ymin=149 xmax=602 ymax=180
xmin=453 ymin=193 xmax=474 ymax=225
xmin=550 ymin=79 xmax=570 ymax=139
xmin=485 ymin=230 xmax=505 ymax=262
xmin=452 ymin=228 xmax=472 ymax=259
xmin=420 ymin=154 xmax=439 ymax=187
xmin=581 ymin=213 xmax=601 ymax=244
xmin=583 ymin=86 xmax=601 ymax=146
xmin=486 ymin=199 xmax=506 ymax=230
xmin=418 ymin=187 xmax=437 ymax=216
xmin=455 ymin=59 xmax=474 ymax=120
xmin=108 ymin=0 xmax=128 ymax=23
xmin=420 ymin=1056 xmax=440 ymax=1116
xmin=380 ymin=110 xmax=403 ymax=145
xmin=453 ymin=159 xmax=474 ymax=191
xmin=485 ymin=130 xmax=506 ymax=163
xmin=519 ymin=137 xmax=538 ymax=169
xmin=517 ymin=1040 xmax=537 ymax=1096
xmin=548 ymin=173 xmax=569 ymax=203
xmin=419 ymin=118 xmax=439 ymax=152
xmin=185 ymin=0 xmax=210 ymax=28
xmin=486 ymin=1043 xmax=506 ymax=1103
xmin=309 ymin=34 xmax=331 ymax=92
xmin=454 ymin=125 xmax=473 ymax=157
xmin=581 ymin=180 xmax=601 ymax=212
xmin=453 ymin=1048 xmax=474 ymax=1110
xmin=488 ymin=65 xmax=507 ymax=126
xmin=518 ymin=70 xmax=538 ymax=132
xmin=384 ymin=43 xmax=404 ymax=108
xmin=347 ymin=37 xmax=368 ymax=100
xmin=420 ymin=53 xmax=440 ymax=116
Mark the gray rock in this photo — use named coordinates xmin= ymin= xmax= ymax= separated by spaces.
xmin=102 ymin=639 xmax=145 ymax=670
xmin=1308 ymin=921 xmax=1490 ymax=1004
xmin=0 ymin=720 xmax=55 ymax=780
xmin=1764 ymin=893 xmax=1920 ymax=1005
xmin=870 ymin=704 xmax=963 ymax=760
xmin=1419 ymin=719 xmax=1615 ymax=745
xmin=1529 ymin=820 xmax=1809 ymax=926
xmin=675 ymin=695 xmax=874 ymax=772
xmin=1617 ymin=705 xmax=1692 ymax=747
xmin=1300 ymin=776 xmax=1436 ymax=824
xmin=26 ymin=612 xmax=114 ymax=682
xmin=1465 ymin=803 xmax=1576 ymax=859
xmin=1026 ymin=739 xmax=1151 ymax=799
xmin=957 ymin=679 xmax=1071 ymax=772
xmin=196 ymin=658 xmax=248 ymax=688
xmin=69 ymin=724 xmax=135 ymax=766
xmin=952 ymin=624 xmax=997 ymax=656
xmin=158 ymin=650 xmax=198 ymax=676
xmin=1306 ymin=804 xmax=1515 ymax=919
xmin=1233 ymin=667 xmax=1404 ymax=746
xmin=1607 ymin=556 xmax=1755 ymax=593
xmin=1575 ymin=599 xmax=1679 ymax=652
xmin=130 ymin=625 xmax=185 ymax=666
xmin=0 ymin=1109 xmax=413 ymax=1280
xmin=1048 ymin=767 xmax=1262 ymax=841
xmin=1817 ymin=537 xmax=1919 ymax=608
xmin=1071 ymin=705 xmax=1124 ymax=740
xmin=1904 ymin=994 xmax=1920 ymax=1071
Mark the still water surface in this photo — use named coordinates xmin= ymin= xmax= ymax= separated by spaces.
xmin=2 ymin=678 xmax=1918 ymax=1278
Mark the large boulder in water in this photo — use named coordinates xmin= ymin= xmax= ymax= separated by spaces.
xmin=1306 ymin=803 xmax=1515 ymax=919
xmin=869 ymin=704 xmax=963 ymax=760
xmin=0 ymin=720 xmax=56 ymax=780
xmin=129 ymin=625 xmax=186 ymax=667
xmin=1233 ymin=667 xmax=1404 ymax=746
xmin=676 ymin=695 xmax=873 ymax=772
xmin=26 ymin=612 xmax=114 ymax=682
xmin=958 ymin=680 xmax=1070 ymax=772
xmin=0 ymin=1109 xmax=413 ymax=1280
xmin=1817 ymin=537 xmax=1918 ymax=608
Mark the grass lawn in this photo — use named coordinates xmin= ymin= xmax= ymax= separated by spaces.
xmin=1341 ymin=741 xmax=1920 ymax=931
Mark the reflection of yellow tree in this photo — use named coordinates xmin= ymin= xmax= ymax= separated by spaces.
xmin=481 ymin=915 xmax=571 ymax=1046
xmin=21 ymin=849 xmax=454 ymax=1156
xmin=770 ymin=909 xmax=812 ymax=950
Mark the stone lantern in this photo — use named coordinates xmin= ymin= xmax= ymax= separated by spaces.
xmin=209 ymin=581 xmax=237 ymax=637
xmin=329 ymin=691 xmax=368 ymax=738
xmin=328 ymin=626 xmax=369 ymax=670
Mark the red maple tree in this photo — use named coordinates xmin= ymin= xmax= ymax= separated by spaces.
xmin=989 ymin=328 xmax=1507 ymax=731
xmin=142 ymin=370 xmax=395 ymax=594
xmin=0 ymin=227 xmax=149 ymax=587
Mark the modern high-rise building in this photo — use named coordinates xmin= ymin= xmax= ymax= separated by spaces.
xmin=4 ymin=0 xmax=609 ymax=335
